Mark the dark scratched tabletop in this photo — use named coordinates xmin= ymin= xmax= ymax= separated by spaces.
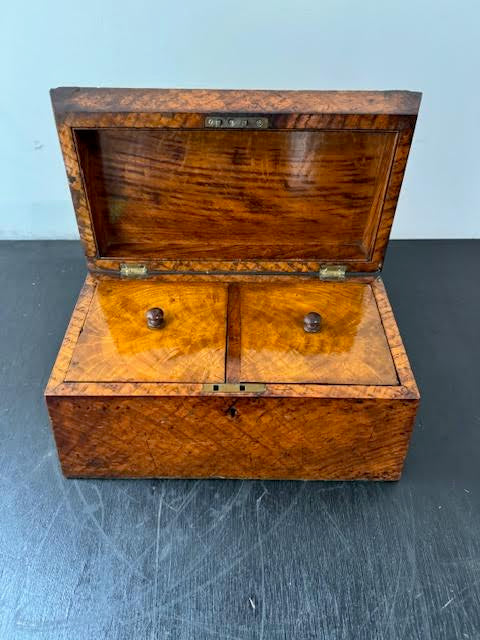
xmin=0 ymin=240 xmax=479 ymax=640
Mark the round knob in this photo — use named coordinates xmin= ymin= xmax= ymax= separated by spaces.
xmin=146 ymin=307 xmax=165 ymax=329
xmin=304 ymin=311 xmax=322 ymax=333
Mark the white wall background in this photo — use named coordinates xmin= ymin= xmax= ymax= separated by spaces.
xmin=1 ymin=0 xmax=479 ymax=239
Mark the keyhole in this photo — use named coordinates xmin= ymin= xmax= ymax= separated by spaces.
xmin=228 ymin=406 xmax=238 ymax=418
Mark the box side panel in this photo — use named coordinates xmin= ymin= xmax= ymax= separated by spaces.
xmin=45 ymin=275 xmax=96 ymax=393
xmin=373 ymin=278 xmax=419 ymax=396
xmin=46 ymin=395 xmax=418 ymax=480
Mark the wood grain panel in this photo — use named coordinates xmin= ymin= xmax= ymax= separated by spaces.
xmin=51 ymin=87 xmax=422 ymax=116
xmin=240 ymin=281 xmax=397 ymax=385
xmin=226 ymin=283 xmax=241 ymax=383
xmin=66 ymin=280 xmax=228 ymax=383
xmin=74 ymin=128 xmax=396 ymax=262
xmin=47 ymin=394 xmax=418 ymax=480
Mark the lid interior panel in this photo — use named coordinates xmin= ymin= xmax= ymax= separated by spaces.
xmin=74 ymin=128 xmax=397 ymax=263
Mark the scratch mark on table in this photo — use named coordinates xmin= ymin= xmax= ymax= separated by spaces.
xmin=398 ymin=487 xmax=420 ymax=640
xmin=13 ymin=496 xmax=67 ymax=624
xmin=159 ymin=482 xmax=306 ymax=610
xmin=159 ymin=480 xmax=201 ymax=538
xmin=73 ymin=481 xmax=147 ymax=580
xmin=317 ymin=498 xmax=352 ymax=554
xmin=51 ymin=459 xmax=82 ymax=531
xmin=151 ymin=484 xmax=166 ymax=640
xmin=90 ymin=483 xmax=105 ymax=528
xmin=256 ymin=489 xmax=267 ymax=640
xmin=383 ymin=560 xmax=402 ymax=633
xmin=25 ymin=448 xmax=55 ymax=476
xmin=439 ymin=579 xmax=480 ymax=612
xmin=163 ymin=482 xmax=250 ymax=595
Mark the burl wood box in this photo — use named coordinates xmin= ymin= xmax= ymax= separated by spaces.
xmin=45 ymin=88 xmax=421 ymax=480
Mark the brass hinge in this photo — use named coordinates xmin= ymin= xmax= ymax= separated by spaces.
xmin=120 ymin=263 xmax=148 ymax=278
xmin=202 ymin=383 xmax=266 ymax=394
xmin=319 ymin=264 xmax=347 ymax=280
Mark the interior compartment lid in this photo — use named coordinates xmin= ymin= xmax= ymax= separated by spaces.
xmin=51 ymin=88 xmax=421 ymax=275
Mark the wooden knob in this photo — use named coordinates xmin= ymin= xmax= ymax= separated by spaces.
xmin=146 ymin=307 xmax=165 ymax=329
xmin=304 ymin=311 xmax=322 ymax=333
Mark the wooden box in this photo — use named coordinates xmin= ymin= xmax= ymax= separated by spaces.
xmin=45 ymin=88 xmax=421 ymax=480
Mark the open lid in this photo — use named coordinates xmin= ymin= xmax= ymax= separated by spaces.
xmin=51 ymin=88 xmax=421 ymax=275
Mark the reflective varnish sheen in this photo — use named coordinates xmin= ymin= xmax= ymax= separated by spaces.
xmin=74 ymin=129 xmax=396 ymax=262
xmin=240 ymin=281 xmax=398 ymax=385
xmin=66 ymin=281 xmax=228 ymax=383
xmin=65 ymin=280 xmax=397 ymax=387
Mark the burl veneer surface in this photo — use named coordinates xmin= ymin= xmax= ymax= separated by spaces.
xmin=66 ymin=281 xmax=227 ymax=383
xmin=240 ymin=281 xmax=397 ymax=385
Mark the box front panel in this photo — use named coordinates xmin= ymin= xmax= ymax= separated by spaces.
xmin=47 ymin=395 xmax=417 ymax=480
